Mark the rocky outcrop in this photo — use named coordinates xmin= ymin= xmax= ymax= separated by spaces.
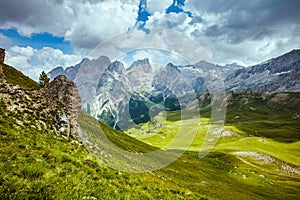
xmin=46 ymin=75 xmax=82 ymax=139
xmin=0 ymin=81 xmax=59 ymax=137
xmin=0 ymin=71 xmax=82 ymax=140
xmin=0 ymin=65 xmax=4 ymax=80
xmin=0 ymin=48 xmax=5 ymax=64
xmin=0 ymin=48 xmax=5 ymax=80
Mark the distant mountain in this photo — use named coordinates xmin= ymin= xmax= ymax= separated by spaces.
xmin=225 ymin=49 xmax=300 ymax=92
xmin=48 ymin=49 xmax=300 ymax=128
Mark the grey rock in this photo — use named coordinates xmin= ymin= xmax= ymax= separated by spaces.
xmin=0 ymin=48 xmax=5 ymax=64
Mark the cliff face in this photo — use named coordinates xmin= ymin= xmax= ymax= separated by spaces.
xmin=0 ymin=65 xmax=4 ymax=80
xmin=0 ymin=48 xmax=5 ymax=80
xmin=0 ymin=48 xmax=5 ymax=64
xmin=46 ymin=75 xmax=82 ymax=139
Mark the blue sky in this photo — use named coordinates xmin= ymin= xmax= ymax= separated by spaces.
xmin=0 ymin=0 xmax=299 ymax=80
xmin=0 ymin=29 xmax=73 ymax=53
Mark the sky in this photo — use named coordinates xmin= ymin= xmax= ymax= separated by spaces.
xmin=0 ymin=0 xmax=300 ymax=80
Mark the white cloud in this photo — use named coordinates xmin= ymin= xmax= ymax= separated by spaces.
xmin=6 ymin=46 xmax=83 ymax=81
xmin=0 ymin=0 xmax=139 ymax=50
xmin=147 ymin=0 xmax=172 ymax=13
xmin=147 ymin=12 xmax=191 ymax=30
xmin=65 ymin=0 xmax=139 ymax=49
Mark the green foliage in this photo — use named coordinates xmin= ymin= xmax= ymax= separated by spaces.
xmin=39 ymin=71 xmax=50 ymax=87
xmin=1 ymin=63 xmax=40 ymax=90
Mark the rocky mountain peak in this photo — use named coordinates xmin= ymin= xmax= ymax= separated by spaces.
xmin=107 ymin=61 xmax=125 ymax=74
xmin=194 ymin=60 xmax=215 ymax=68
xmin=130 ymin=58 xmax=150 ymax=67
xmin=166 ymin=63 xmax=181 ymax=72
xmin=96 ymin=56 xmax=111 ymax=65
xmin=224 ymin=62 xmax=244 ymax=68
xmin=127 ymin=58 xmax=153 ymax=75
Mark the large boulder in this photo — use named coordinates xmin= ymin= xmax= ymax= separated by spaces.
xmin=46 ymin=75 xmax=82 ymax=139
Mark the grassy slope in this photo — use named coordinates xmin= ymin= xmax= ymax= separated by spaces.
xmin=2 ymin=105 xmax=299 ymax=199
xmin=214 ymin=93 xmax=300 ymax=141
xmin=0 ymin=102 xmax=205 ymax=199
xmin=1 ymin=63 xmax=40 ymax=90
xmin=80 ymin=112 xmax=300 ymax=200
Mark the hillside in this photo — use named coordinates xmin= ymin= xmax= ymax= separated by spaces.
xmin=201 ymin=92 xmax=300 ymax=141
xmin=1 ymin=63 xmax=300 ymax=199
xmin=0 ymin=63 xmax=40 ymax=90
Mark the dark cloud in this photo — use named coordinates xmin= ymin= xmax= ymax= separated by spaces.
xmin=0 ymin=0 xmax=41 ymax=22
xmin=0 ymin=0 xmax=74 ymax=36
xmin=187 ymin=0 xmax=300 ymax=43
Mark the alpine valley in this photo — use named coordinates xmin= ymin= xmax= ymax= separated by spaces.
xmin=0 ymin=48 xmax=299 ymax=199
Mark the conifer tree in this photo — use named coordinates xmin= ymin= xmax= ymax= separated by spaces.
xmin=39 ymin=71 xmax=50 ymax=87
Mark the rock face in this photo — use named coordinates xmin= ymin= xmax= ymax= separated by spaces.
xmin=0 ymin=48 xmax=5 ymax=64
xmin=225 ymin=49 xmax=300 ymax=92
xmin=0 ymin=65 xmax=4 ymax=80
xmin=0 ymin=48 xmax=5 ymax=80
xmin=46 ymin=75 xmax=82 ymax=139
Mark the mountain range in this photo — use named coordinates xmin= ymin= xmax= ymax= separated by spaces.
xmin=48 ymin=49 xmax=300 ymax=129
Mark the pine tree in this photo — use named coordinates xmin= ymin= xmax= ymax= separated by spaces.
xmin=39 ymin=71 xmax=50 ymax=87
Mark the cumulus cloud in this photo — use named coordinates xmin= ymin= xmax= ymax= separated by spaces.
xmin=65 ymin=0 xmax=139 ymax=49
xmin=147 ymin=12 xmax=191 ymax=29
xmin=0 ymin=0 xmax=139 ymax=50
xmin=6 ymin=46 xmax=83 ymax=81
